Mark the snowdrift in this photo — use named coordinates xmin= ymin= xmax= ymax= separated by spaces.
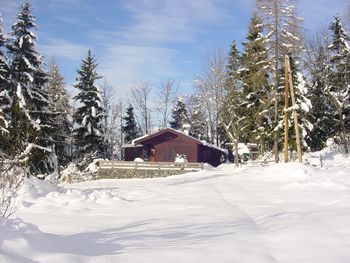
xmin=0 ymin=147 xmax=349 ymax=262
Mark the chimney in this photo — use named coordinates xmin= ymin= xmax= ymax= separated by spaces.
xmin=182 ymin=123 xmax=191 ymax=136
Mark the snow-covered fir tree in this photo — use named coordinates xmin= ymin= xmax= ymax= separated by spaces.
xmin=7 ymin=3 xmax=55 ymax=174
xmin=73 ymin=50 xmax=105 ymax=166
xmin=240 ymin=14 xmax=272 ymax=154
xmin=221 ymin=41 xmax=244 ymax=166
xmin=307 ymin=38 xmax=336 ymax=151
xmin=45 ymin=59 xmax=71 ymax=167
xmin=285 ymin=58 xmax=313 ymax=152
xmin=169 ymin=98 xmax=190 ymax=130
xmin=326 ymin=16 xmax=350 ymax=153
xmin=122 ymin=104 xmax=139 ymax=144
xmin=187 ymin=96 xmax=207 ymax=140
xmin=0 ymin=16 xmax=10 ymax=138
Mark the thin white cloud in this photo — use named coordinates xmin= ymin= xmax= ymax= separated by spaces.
xmin=116 ymin=0 xmax=232 ymax=44
xmin=298 ymin=0 xmax=350 ymax=32
xmin=81 ymin=0 xmax=237 ymax=99
xmin=1 ymin=0 xmax=20 ymax=29
xmin=98 ymin=45 xmax=181 ymax=98
xmin=39 ymin=39 xmax=89 ymax=61
xmin=57 ymin=16 xmax=88 ymax=27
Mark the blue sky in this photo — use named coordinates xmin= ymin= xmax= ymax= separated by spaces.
xmin=1 ymin=0 xmax=349 ymax=100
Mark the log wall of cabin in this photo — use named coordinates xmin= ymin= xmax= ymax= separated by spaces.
xmin=153 ymin=134 xmax=199 ymax=162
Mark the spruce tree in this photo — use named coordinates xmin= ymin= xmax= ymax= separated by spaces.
xmin=240 ymin=14 xmax=272 ymax=154
xmin=307 ymin=45 xmax=336 ymax=150
xmin=45 ymin=59 xmax=71 ymax=167
xmin=7 ymin=3 xmax=54 ymax=174
xmin=169 ymin=98 xmax=190 ymax=130
xmin=73 ymin=50 xmax=105 ymax=165
xmin=0 ymin=16 xmax=10 ymax=138
xmin=221 ymin=41 xmax=243 ymax=166
xmin=326 ymin=16 xmax=350 ymax=153
xmin=122 ymin=105 xmax=139 ymax=144
xmin=189 ymin=104 xmax=207 ymax=140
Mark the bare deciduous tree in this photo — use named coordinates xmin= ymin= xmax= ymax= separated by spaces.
xmin=101 ymin=79 xmax=124 ymax=159
xmin=156 ymin=79 xmax=179 ymax=129
xmin=108 ymin=101 xmax=124 ymax=160
xmin=193 ymin=48 xmax=227 ymax=146
xmin=304 ymin=27 xmax=331 ymax=74
xmin=131 ymin=82 xmax=152 ymax=134
xmin=0 ymin=154 xmax=27 ymax=219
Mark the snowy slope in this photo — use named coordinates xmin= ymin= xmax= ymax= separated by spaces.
xmin=1 ymin=158 xmax=350 ymax=262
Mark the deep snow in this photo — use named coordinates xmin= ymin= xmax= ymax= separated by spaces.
xmin=1 ymin=151 xmax=350 ymax=262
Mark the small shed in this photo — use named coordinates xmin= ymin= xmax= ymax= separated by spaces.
xmin=123 ymin=128 xmax=227 ymax=167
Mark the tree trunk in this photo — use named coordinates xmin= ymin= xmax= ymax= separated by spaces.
xmin=339 ymin=108 xmax=349 ymax=154
xmin=273 ymin=0 xmax=280 ymax=163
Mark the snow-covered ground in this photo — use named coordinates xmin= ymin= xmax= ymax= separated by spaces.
xmin=1 ymin=149 xmax=350 ymax=262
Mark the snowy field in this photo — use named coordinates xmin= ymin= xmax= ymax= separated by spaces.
xmin=1 ymin=152 xmax=350 ymax=262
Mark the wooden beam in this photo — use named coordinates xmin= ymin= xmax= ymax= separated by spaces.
xmin=284 ymin=55 xmax=290 ymax=163
xmin=285 ymin=55 xmax=302 ymax=163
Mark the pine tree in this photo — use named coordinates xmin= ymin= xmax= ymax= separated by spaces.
xmin=240 ymin=14 xmax=272 ymax=154
xmin=326 ymin=16 xmax=350 ymax=153
xmin=45 ymin=59 xmax=71 ymax=167
xmin=73 ymin=50 xmax=105 ymax=165
xmin=0 ymin=16 xmax=10 ymax=138
xmin=122 ymin=105 xmax=139 ymax=144
xmin=169 ymin=98 xmax=190 ymax=130
xmin=7 ymin=3 xmax=55 ymax=174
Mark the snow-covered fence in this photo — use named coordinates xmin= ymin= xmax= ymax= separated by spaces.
xmin=245 ymin=160 xmax=276 ymax=167
xmin=96 ymin=161 xmax=204 ymax=179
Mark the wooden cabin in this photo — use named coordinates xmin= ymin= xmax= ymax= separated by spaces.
xmin=123 ymin=128 xmax=227 ymax=167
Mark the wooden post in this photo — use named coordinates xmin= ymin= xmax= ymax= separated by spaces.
xmin=284 ymin=56 xmax=290 ymax=162
xmin=285 ymin=55 xmax=302 ymax=163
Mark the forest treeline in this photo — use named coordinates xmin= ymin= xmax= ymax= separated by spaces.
xmin=0 ymin=1 xmax=349 ymax=177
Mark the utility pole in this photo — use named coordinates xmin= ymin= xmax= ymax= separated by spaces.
xmin=285 ymin=55 xmax=302 ymax=162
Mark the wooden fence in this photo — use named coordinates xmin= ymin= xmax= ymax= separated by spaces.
xmin=96 ymin=161 xmax=204 ymax=179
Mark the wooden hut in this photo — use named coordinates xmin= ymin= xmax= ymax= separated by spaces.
xmin=123 ymin=128 xmax=227 ymax=167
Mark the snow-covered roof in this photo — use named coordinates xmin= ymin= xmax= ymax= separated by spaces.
xmin=121 ymin=144 xmax=143 ymax=149
xmin=201 ymin=140 xmax=228 ymax=154
xmin=131 ymin=134 xmax=150 ymax=145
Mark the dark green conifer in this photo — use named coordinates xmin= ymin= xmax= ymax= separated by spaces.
xmin=73 ymin=50 xmax=105 ymax=165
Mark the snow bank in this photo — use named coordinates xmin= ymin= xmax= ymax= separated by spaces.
xmin=1 ymin=157 xmax=350 ymax=262
xmin=304 ymin=142 xmax=350 ymax=168
xmin=14 ymin=177 xmax=60 ymax=209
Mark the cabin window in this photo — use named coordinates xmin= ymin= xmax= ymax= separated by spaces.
xmin=165 ymin=148 xmax=176 ymax=161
